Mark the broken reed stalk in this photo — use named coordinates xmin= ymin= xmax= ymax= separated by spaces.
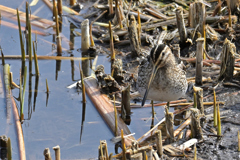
xmin=213 ymin=88 xmax=217 ymax=127
xmin=219 ymin=38 xmax=236 ymax=81
xmin=109 ymin=21 xmax=115 ymax=61
xmin=193 ymin=86 xmax=204 ymax=115
xmin=238 ymin=131 xmax=240 ymax=151
xmin=217 ymin=103 xmax=221 ymax=136
xmin=121 ymin=85 xmax=131 ymax=120
xmin=137 ymin=10 xmax=141 ymax=46
xmin=121 ymin=129 xmax=126 ymax=160
xmin=195 ymin=38 xmax=204 ymax=86
xmin=7 ymin=137 xmax=12 ymax=160
xmin=54 ymin=3 xmax=62 ymax=54
xmin=128 ymin=15 xmax=141 ymax=57
xmin=190 ymin=108 xmax=203 ymax=140
xmin=57 ymin=0 xmax=62 ymax=16
xmin=43 ymin=148 xmax=52 ymax=160
xmin=114 ymin=95 xmax=118 ymax=136
xmin=70 ymin=0 xmax=75 ymax=6
xmin=193 ymin=92 xmax=197 ymax=108
xmin=79 ymin=62 xmax=86 ymax=103
xmin=90 ymin=10 xmax=107 ymax=47
xmin=176 ymin=7 xmax=187 ymax=44
xmin=189 ymin=2 xmax=206 ymax=37
xmin=108 ymin=0 xmax=114 ymax=15
xmin=144 ymin=151 xmax=148 ymax=160
xmin=46 ymin=79 xmax=49 ymax=93
xmin=115 ymin=0 xmax=123 ymax=29
xmin=32 ymin=42 xmax=39 ymax=75
xmin=53 ymin=145 xmax=60 ymax=160
xmin=81 ymin=19 xmax=90 ymax=52
xmin=165 ymin=108 xmax=174 ymax=144
xmin=17 ymin=9 xmax=25 ymax=62
xmin=155 ymin=130 xmax=163 ymax=157
xmin=52 ymin=0 xmax=56 ymax=22
xmin=98 ymin=140 xmax=109 ymax=159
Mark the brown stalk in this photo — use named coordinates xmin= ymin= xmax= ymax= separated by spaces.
xmin=90 ymin=10 xmax=107 ymax=47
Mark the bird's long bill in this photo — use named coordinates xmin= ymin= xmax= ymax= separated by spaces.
xmin=141 ymin=65 xmax=158 ymax=106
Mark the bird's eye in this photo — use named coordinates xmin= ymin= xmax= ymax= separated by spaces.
xmin=162 ymin=52 xmax=165 ymax=56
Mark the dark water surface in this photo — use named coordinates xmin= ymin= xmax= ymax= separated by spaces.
xmin=0 ymin=0 xmax=166 ymax=159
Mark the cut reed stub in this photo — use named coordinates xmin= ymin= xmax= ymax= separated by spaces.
xmin=190 ymin=108 xmax=203 ymax=140
xmin=219 ymin=38 xmax=236 ymax=81
xmin=43 ymin=148 xmax=52 ymax=160
xmin=165 ymin=108 xmax=174 ymax=144
xmin=53 ymin=145 xmax=60 ymax=160
xmin=176 ymin=6 xmax=187 ymax=44
xmin=195 ymin=38 xmax=204 ymax=86
xmin=81 ymin=19 xmax=90 ymax=52
xmin=128 ymin=15 xmax=141 ymax=58
xmin=193 ymin=86 xmax=204 ymax=115
xmin=189 ymin=2 xmax=206 ymax=37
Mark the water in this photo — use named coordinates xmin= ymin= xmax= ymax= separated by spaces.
xmin=0 ymin=0 xmax=166 ymax=159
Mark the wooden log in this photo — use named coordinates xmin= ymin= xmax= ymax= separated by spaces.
xmin=84 ymin=77 xmax=135 ymax=146
xmin=195 ymin=38 xmax=204 ymax=86
xmin=176 ymin=7 xmax=187 ymax=44
xmin=219 ymin=38 xmax=236 ymax=81
xmin=190 ymin=108 xmax=203 ymax=140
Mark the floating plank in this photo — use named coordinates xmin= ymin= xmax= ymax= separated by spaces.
xmin=84 ymin=76 xmax=135 ymax=146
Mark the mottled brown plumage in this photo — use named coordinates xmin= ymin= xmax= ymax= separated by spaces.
xmin=137 ymin=44 xmax=187 ymax=106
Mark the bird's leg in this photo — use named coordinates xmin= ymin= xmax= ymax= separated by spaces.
xmin=167 ymin=101 xmax=170 ymax=110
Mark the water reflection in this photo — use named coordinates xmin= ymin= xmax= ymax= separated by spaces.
xmin=69 ymin=23 xmax=76 ymax=50
xmin=33 ymin=75 xmax=39 ymax=112
xmin=27 ymin=61 xmax=32 ymax=120
xmin=80 ymin=102 xmax=86 ymax=143
xmin=81 ymin=52 xmax=90 ymax=77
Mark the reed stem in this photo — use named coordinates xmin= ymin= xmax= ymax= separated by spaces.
xmin=79 ymin=62 xmax=86 ymax=103
xmin=21 ymin=66 xmax=27 ymax=121
xmin=7 ymin=137 xmax=12 ymax=160
xmin=121 ymin=129 xmax=126 ymax=160
xmin=193 ymin=92 xmax=197 ymax=108
xmin=114 ymin=95 xmax=118 ymax=136
xmin=217 ymin=103 xmax=221 ymax=136
xmin=213 ymin=88 xmax=217 ymax=127
xmin=70 ymin=0 xmax=75 ymax=6
xmin=17 ymin=9 xmax=25 ymax=61
xmin=46 ymin=79 xmax=49 ymax=93
xmin=109 ymin=21 xmax=115 ymax=61
xmin=32 ymin=42 xmax=39 ymax=75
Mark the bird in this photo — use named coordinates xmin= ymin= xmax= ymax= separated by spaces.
xmin=137 ymin=44 xmax=188 ymax=107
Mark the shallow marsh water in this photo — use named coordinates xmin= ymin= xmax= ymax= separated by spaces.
xmin=0 ymin=0 xmax=167 ymax=159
